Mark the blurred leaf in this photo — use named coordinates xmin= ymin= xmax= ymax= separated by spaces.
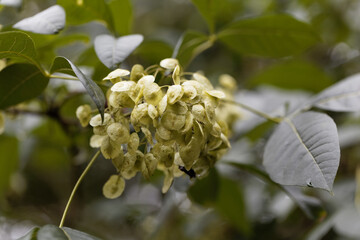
xmin=263 ymin=111 xmax=340 ymax=192
xmin=0 ymin=0 xmax=22 ymax=7
xmin=312 ymin=73 xmax=360 ymax=112
xmin=0 ymin=64 xmax=49 ymax=109
xmin=108 ymin=0 xmax=132 ymax=36
xmin=175 ymin=31 xmax=208 ymax=67
xmin=191 ymin=0 xmax=243 ymax=32
xmin=135 ymin=40 xmax=173 ymax=64
xmin=244 ymin=120 xmax=275 ymax=142
xmin=58 ymin=0 xmax=115 ymax=32
xmin=37 ymin=225 xmax=67 ymax=239
xmin=218 ymin=15 xmax=320 ymax=57
xmin=0 ymin=31 xmax=43 ymax=72
xmin=94 ymin=34 xmax=143 ymax=69
xmin=62 ymin=227 xmax=102 ymax=240
xmin=16 ymin=227 xmax=39 ymax=240
xmin=249 ymin=60 xmax=333 ymax=92
xmin=13 ymin=5 xmax=65 ymax=34
xmin=188 ymin=168 xmax=219 ymax=205
xmin=215 ymin=176 xmax=250 ymax=235
xmin=50 ymin=56 xmax=105 ymax=121
xmin=0 ymin=135 xmax=18 ymax=196
xmin=333 ymin=204 xmax=360 ymax=238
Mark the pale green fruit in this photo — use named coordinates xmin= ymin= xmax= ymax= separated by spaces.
xmin=160 ymin=58 xmax=179 ymax=70
xmin=75 ymin=104 xmax=92 ymax=127
xmin=172 ymin=64 xmax=181 ymax=85
xmin=89 ymin=135 xmax=106 ymax=148
xmin=167 ymin=85 xmax=184 ymax=104
xmin=141 ymin=127 xmax=153 ymax=145
xmin=101 ymin=136 xmax=122 ymax=159
xmin=143 ymin=153 xmax=157 ymax=179
xmin=112 ymin=150 xmax=124 ymax=172
xmin=144 ymin=82 xmax=163 ymax=105
xmin=130 ymin=64 xmax=144 ymax=82
xmin=162 ymin=169 xmax=174 ymax=193
xmin=103 ymin=175 xmax=125 ymax=199
xmin=107 ymin=122 xmax=130 ymax=144
xmin=161 ymin=111 xmax=186 ymax=131
xmin=219 ymin=74 xmax=237 ymax=91
xmin=192 ymin=104 xmax=206 ymax=122
xmin=128 ymin=132 xmax=139 ymax=154
xmin=103 ymin=69 xmax=130 ymax=83
xmin=89 ymin=113 xmax=112 ymax=127
xmin=153 ymin=143 xmax=175 ymax=168
xmin=193 ymin=72 xmax=213 ymax=90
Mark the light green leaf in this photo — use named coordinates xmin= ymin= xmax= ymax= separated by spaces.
xmin=249 ymin=60 xmax=333 ymax=92
xmin=94 ymin=34 xmax=143 ymax=69
xmin=62 ymin=227 xmax=102 ymax=240
xmin=50 ymin=57 xmax=105 ymax=121
xmin=312 ymin=73 xmax=360 ymax=112
xmin=0 ymin=0 xmax=22 ymax=7
xmin=0 ymin=64 xmax=49 ymax=109
xmin=37 ymin=225 xmax=67 ymax=239
xmin=13 ymin=5 xmax=65 ymax=35
xmin=0 ymin=31 xmax=43 ymax=72
xmin=218 ymin=15 xmax=320 ymax=57
xmin=58 ymin=0 xmax=115 ymax=32
xmin=108 ymin=0 xmax=133 ymax=36
xmin=263 ymin=111 xmax=340 ymax=192
xmin=0 ymin=135 xmax=18 ymax=196
xmin=16 ymin=227 xmax=39 ymax=240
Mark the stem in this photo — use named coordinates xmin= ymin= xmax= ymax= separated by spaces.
xmin=221 ymin=99 xmax=282 ymax=123
xmin=50 ymin=75 xmax=79 ymax=81
xmin=59 ymin=150 xmax=101 ymax=228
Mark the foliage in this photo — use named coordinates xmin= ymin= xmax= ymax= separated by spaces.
xmin=0 ymin=0 xmax=360 ymax=239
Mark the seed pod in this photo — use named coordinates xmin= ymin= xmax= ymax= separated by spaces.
xmin=133 ymin=150 xmax=145 ymax=172
xmin=107 ymin=122 xmax=130 ymax=144
xmin=180 ymin=111 xmax=193 ymax=133
xmin=158 ymin=95 xmax=168 ymax=115
xmin=103 ymin=69 xmax=130 ymax=83
xmin=156 ymin=124 xmax=172 ymax=141
xmin=219 ymin=74 xmax=237 ymax=91
xmin=76 ymin=104 xmax=92 ymax=127
xmin=128 ymin=132 xmax=140 ymax=154
xmin=143 ymin=153 xmax=157 ymax=179
xmin=101 ymin=136 xmax=122 ymax=159
xmin=192 ymin=157 xmax=210 ymax=178
xmin=179 ymin=137 xmax=201 ymax=170
xmin=153 ymin=143 xmax=175 ymax=168
xmin=191 ymin=104 xmax=206 ymax=123
xmin=111 ymin=80 xmax=136 ymax=92
xmin=162 ymin=169 xmax=174 ymax=193
xmin=89 ymin=113 xmax=112 ymax=127
xmin=144 ymin=82 xmax=163 ymax=105
xmin=161 ymin=111 xmax=186 ymax=131
xmin=148 ymin=104 xmax=158 ymax=119
xmin=131 ymin=103 xmax=149 ymax=127
xmin=172 ymin=65 xmax=181 ymax=85
xmin=103 ymin=175 xmax=125 ymax=199
xmin=193 ymin=72 xmax=213 ymax=90
xmin=130 ymin=64 xmax=144 ymax=82
xmin=108 ymin=91 xmax=135 ymax=108
xmin=167 ymin=85 xmax=183 ymax=104
xmin=141 ymin=126 xmax=153 ymax=145
xmin=160 ymin=58 xmax=179 ymax=70
xmin=112 ymin=149 xmax=124 ymax=172
xmin=123 ymin=152 xmax=136 ymax=171
xmin=89 ymin=135 xmax=106 ymax=148
xmin=210 ymin=122 xmax=222 ymax=137
xmin=181 ymin=85 xmax=197 ymax=101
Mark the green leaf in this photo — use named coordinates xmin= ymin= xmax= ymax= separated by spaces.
xmin=94 ymin=34 xmax=143 ymax=69
xmin=312 ymin=73 xmax=360 ymax=112
xmin=174 ymin=31 xmax=208 ymax=67
xmin=0 ymin=31 xmax=43 ymax=72
xmin=188 ymin=168 xmax=219 ymax=205
xmin=50 ymin=56 xmax=105 ymax=121
xmin=249 ymin=60 xmax=333 ymax=92
xmin=108 ymin=0 xmax=133 ymax=36
xmin=13 ymin=5 xmax=65 ymax=34
xmin=263 ymin=111 xmax=340 ymax=192
xmin=62 ymin=227 xmax=102 ymax=240
xmin=0 ymin=0 xmax=22 ymax=7
xmin=191 ymin=0 xmax=243 ymax=32
xmin=16 ymin=227 xmax=39 ymax=240
xmin=37 ymin=225 xmax=67 ymax=239
xmin=0 ymin=64 xmax=49 ymax=109
xmin=0 ymin=135 xmax=18 ymax=196
xmin=218 ymin=15 xmax=320 ymax=57
xmin=58 ymin=0 xmax=115 ymax=32
xmin=135 ymin=40 xmax=173 ymax=64
xmin=215 ymin=176 xmax=250 ymax=235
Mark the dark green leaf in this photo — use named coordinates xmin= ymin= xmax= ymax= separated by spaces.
xmin=0 ymin=135 xmax=18 ymax=196
xmin=249 ymin=60 xmax=333 ymax=92
xmin=13 ymin=5 xmax=65 ymax=35
xmin=0 ymin=31 xmax=43 ymax=71
xmin=312 ymin=73 xmax=360 ymax=112
xmin=135 ymin=40 xmax=173 ymax=64
xmin=188 ymin=168 xmax=219 ymax=205
xmin=108 ymin=0 xmax=133 ymax=36
xmin=16 ymin=227 xmax=39 ymax=240
xmin=264 ymin=111 xmax=340 ymax=192
xmin=62 ymin=227 xmax=102 ymax=240
xmin=215 ymin=176 xmax=250 ymax=235
xmin=174 ymin=31 xmax=208 ymax=67
xmin=50 ymin=56 xmax=105 ymax=121
xmin=0 ymin=64 xmax=49 ymax=109
xmin=218 ymin=15 xmax=320 ymax=57
xmin=94 ymin=34 xmax=143 ymax=69
xmin=58 ymin=0 xmax=115 ymax=32
xmin=37 ymin=225 xmax=67 ymax=239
